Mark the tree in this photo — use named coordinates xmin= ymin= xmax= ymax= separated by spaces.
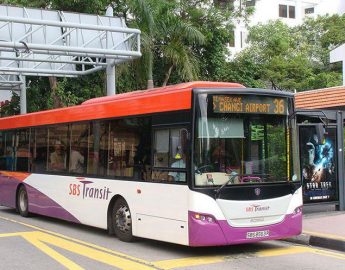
xmin=0 ymin=0 xmax=249 ymax=115
xmin=232 ymin=19 xmax=342 ymax=91
xmin=0 ymin=92 xmax=20 ymax=116
xmin=112 ymin=0 xmax=155 ymax=88
xmin=153 ymin=1 xmax=205 ymax=86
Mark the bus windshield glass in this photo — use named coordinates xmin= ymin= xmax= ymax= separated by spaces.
xmin=194 ymin=93 xmax=296 ymax=187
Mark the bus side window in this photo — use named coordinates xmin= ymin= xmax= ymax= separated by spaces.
xmin=107 ymin=117 xmax=151 ymax=180
xmin=153 ymin=129 xmax=169 ymax=167
xmin=48 ymin=125 xmax=68 ymax=172
xmin=0 ymin=131 xmax=5 ymax=170
xmin=32 ymin=127 xmax=48 ymax=173
xmin=69 ymin=123 xmax=88 ymax=174
xmin=88 ymin=121 xmax=108 ymax=176
xmin=2 ymin=132 xmax=15 ymax=171
xmin=15 ymin=129 xmax=30 ymax=172
xmin=152 ymin=127 xmax=188 ymax=183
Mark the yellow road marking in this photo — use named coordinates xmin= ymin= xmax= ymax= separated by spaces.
xmin=257 ymin=246 xmax=311 ymax=257
xmin=311 ymin=249 xmax=345 ymax=261
xmin=303 ymin=230 xmax=345 ymax=242
xmin=258 ymin=245 xmax=345 ymax=261
xmin=0 ymin=215 xmax=150 ymax=265
xmin=153 ymin=256 xmax=226 ymax=270
xmin=20 ymin=231 xmax=155 ymax=270
xmin=0 ymin=232 xmax=26 ymax=238
xmin=0 ymin=214 xmax=344 ymax=270
xmin=22 ymin=233 xmax=84 ymax=270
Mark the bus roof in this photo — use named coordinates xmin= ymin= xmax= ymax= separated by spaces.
xmin=82 ymin=81 xmax=244 ymax=105
xmin=0 ymin=81 xmax=244 ymax=130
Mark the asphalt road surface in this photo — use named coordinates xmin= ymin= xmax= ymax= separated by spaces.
xmin=0 ymin=206 xmax=344 ymax=270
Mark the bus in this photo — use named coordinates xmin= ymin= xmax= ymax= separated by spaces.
xmin=0 ymin=81 xmax=302 ymax=246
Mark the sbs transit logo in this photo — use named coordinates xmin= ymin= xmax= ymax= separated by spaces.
xmin=246 ymin=204 xmax=270 ymax=213
xmin=69 ymin=180 xmax=112 ymax=200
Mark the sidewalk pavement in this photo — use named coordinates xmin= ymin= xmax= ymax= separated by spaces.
xmin=285 ymin=204 xmax=345 ymax=252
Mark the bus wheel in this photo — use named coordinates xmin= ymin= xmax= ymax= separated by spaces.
xmin=112 ymin=198 xmax=134 ymax=242
xmin=17 ymin=185 xmax=29 ymax=217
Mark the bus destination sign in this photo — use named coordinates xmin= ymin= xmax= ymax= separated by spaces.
xmin=213 ymin=95 xmax=287 ymax=115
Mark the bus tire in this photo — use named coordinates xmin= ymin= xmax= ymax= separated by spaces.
xmin=112 ymin=198 xmax=134 ymax=242
xmin=17 ymin=185 xmax=29 ymax=217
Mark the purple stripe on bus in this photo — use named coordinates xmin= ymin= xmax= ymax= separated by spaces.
xmin=188 ymin=211 xmax=302 ymax=246
xmin=0 ymin=174 xmax=19 ymax=208
xmin=25 ymin=184 xmax=80 ymax=223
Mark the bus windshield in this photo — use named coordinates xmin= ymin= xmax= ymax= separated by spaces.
xmin=194 ymin=93 xmax=296 ymax=186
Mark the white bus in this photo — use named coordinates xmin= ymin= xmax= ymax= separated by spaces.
xmin=0 ymin=82 xmax=302 ymax=246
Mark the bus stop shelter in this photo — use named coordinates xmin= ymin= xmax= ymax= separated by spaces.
xmin=295 ymin=86 xmax=345 ymax=211
xmin=0 ymin=5 xmax=141 ymax=114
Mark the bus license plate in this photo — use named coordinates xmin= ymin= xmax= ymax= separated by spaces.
xmin=246 ymin=230 xmax=269 ymax=239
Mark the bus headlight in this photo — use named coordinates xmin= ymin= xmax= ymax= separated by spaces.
xmin=293 ymin=206 xmax=303 ymax=215
xmin=194 ymin=213 xmax=215 ymax=223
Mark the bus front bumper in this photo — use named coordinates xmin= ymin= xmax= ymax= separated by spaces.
xmin=188 ymin=211 xmax=302 ymax=246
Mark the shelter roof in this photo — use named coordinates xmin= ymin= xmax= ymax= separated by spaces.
xmin=295 ymin=86 xmax=345 ymax=109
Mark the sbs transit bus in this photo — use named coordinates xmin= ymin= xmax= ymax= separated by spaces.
xmin=0 ymin=82 xmax=302 ymax=246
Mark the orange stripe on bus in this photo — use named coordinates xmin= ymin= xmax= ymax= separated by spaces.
xmin=0 ymin=171 xmax=31 ymax=182
xmin=0 ymin=81 xmax=244 ymax=130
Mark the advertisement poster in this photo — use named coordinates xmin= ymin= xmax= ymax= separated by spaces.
xmin=299 ymin=126 xmax=338 ymax=203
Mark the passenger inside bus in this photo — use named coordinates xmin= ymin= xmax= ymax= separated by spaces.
xmin=168 ymin=145 xmax=186 ymax=182
xmin=70 ymin=144 xmax=85 ymax=174
xmin=5 ymin=147 xmax=14 ymax=171
xmin=50 ymin=140 xmax=67 ymax=171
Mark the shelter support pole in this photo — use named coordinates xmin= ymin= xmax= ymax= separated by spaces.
xmin=19 ymin=75 xmax=27 ymax=114
xmin=106 ymin=5 xmax=116 ymax=96
xmin=106 ymin=64 xmax=116 ymax=96
xmin=343 ymin=62 xmax=345 ymax=86
xmin=336 ymin=111 xmax=345 ymax=211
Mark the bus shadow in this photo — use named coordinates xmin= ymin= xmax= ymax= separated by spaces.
xmin=0 ymin=206 xmax=282 ymax=258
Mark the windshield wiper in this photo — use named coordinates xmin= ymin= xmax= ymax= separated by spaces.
xmin=214 ymin=174 xmax=237 ymax=199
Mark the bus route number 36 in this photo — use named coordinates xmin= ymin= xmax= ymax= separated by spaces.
xmin=273 ymin=99 xmax=285 ymax=114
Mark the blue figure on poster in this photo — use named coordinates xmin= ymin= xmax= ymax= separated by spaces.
xmin=300 ymin=127 xmax=337 ymax=203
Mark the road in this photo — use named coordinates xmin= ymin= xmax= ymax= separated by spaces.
xmin=0 ymin=206 xmax=344 ymax=270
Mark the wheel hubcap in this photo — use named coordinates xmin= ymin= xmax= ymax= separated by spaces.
xmin=19 ymin=191 xmax=27 ymax=212
xmin=115 ymin=205 xmax=131 ymax=233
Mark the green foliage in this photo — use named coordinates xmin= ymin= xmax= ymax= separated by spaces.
xmin=2 ymin=1 xmax=344 ymax=116
xmin=0 ymin=92 xmax=20 ymax=116
xmin=51 ymin=0 xmax=109 ymax=14
xmin=225 ymin=55 xmax=265 ymax=88
xmin=232 ymin=18 xmax=343 ymax=91
xmin=27 ymin=77 xmax=53 ymax=112
xmin=0 ymin=0 xmax=48 ymax=8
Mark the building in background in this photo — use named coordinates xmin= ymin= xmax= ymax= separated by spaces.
xmin=222 ymin=0 xmax=345 ymax=57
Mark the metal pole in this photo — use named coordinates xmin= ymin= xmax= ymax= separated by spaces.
xmin=0 ymin=41 xmax=142 ymax=58
xmin=0 ymin=16 xmax=141 ymax=34
xmin=336 ymin=111 xmax=344 ymax=210
xmin=106 ymin=64 xmax=116 ymax=96
xmin=342 ymin=60 xmax=345 ymax=85
xmin=19 ymin=75 xmax=27 ymax=114
xmin=106 ymin=6 xmax=116 ymax=96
